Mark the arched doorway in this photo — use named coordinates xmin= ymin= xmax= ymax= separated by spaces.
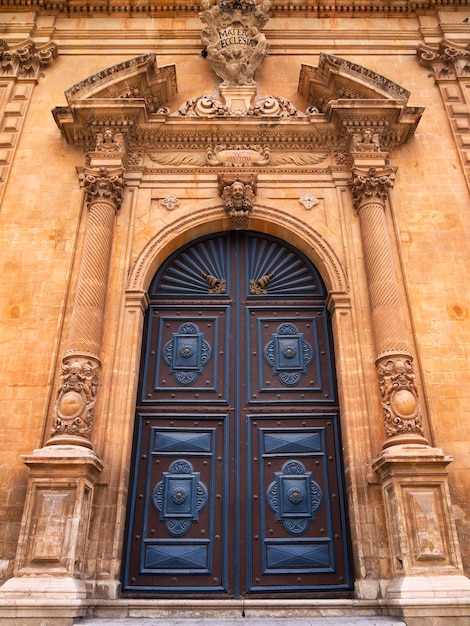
xmin=123 ymin=231 xmax=352 ymax=597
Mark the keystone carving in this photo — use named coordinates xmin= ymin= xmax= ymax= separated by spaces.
xmin=218 ymin=174 xmax=257 ymax=228
xmin=199 ymin=0 xmax=271 ymax=87
xmin=0 ymin=39 xmax=57 ymax=78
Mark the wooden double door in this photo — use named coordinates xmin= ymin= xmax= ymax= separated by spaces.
xmin=123 ymin=231 xmax=352 ymax=597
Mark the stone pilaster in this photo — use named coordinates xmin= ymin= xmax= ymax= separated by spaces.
xmin=349 ymin=162 xmax=428 ymax=448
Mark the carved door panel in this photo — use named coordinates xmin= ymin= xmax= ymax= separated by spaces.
xmin=123 ymin=232 xmax=352 ymax=597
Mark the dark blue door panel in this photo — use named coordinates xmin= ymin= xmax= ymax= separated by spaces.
xmin=123 ymin=232 xmax=352 ymax=597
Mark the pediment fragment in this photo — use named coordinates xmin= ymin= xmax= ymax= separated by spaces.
xmin=299 ymin=53 xmax=411 ymax=112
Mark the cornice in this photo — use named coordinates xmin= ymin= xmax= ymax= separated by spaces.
xmin=0 ymin=0 xmax=467 ymax=17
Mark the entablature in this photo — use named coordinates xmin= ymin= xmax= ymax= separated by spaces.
xmin=52 ymin=51 xmax=423 ymax=168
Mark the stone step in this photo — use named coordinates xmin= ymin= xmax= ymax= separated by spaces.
xmin=76 ymin=618 xmax=406 ymax=626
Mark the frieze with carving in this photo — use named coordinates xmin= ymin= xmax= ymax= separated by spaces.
xmin=199 ymin=0 xmax=271 ymax=87
xmin=51 ymin=357 xmax=100 ymax=441
xmin=0 ymin=39 xmax=57 ymax=78
xmin=377 ymin=355 xmax=425 ymax=440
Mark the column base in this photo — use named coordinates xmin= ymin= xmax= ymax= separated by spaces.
xmin=0 ymin=575 xmax=86 ymax=599
xmin=385 ymin=576 xmax=470 ymax=626
xmin=385 ymin=574 xmax=470 ymax=599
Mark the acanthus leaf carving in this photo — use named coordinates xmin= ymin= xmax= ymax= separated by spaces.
xmin=417 ymin=39 xmax=470 ymax=80
xmin=0 ymin=39 xmax=57 ymax=78
xmin=349 ymin=166 xmax=395 ymax=210
xmin=81 ymin=167 xmax=124 ymax=211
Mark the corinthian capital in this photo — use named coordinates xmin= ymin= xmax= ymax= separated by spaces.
xmin=349 ymin=166 xmax=395 ymax=211
xmin=82 ymin=167 xmax=124 ymax=211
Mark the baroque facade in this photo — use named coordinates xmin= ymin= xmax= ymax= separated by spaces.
xmin=1 ymin=0 xmax=470 ymax=624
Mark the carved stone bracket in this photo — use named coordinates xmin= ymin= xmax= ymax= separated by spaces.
xmin=218 ymin=174 xmax=257 ymax=228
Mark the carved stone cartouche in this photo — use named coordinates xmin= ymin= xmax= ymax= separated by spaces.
xmin=199 ymin=0 xmax=271 ymax=87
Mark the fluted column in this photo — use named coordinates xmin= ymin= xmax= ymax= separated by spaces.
xmin=47 ymin=166 xmax=124 ymax=449
xmin=350 ymin=165 xmax=428 ymax=449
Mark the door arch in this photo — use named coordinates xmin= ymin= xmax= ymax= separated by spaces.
xmin=123 ymin=231 xmax=352 ymax=597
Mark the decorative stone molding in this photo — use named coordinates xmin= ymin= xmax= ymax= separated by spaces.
xmin=417 ymin=39 xmax=470 ymax=192
xmin=299 ymin=53 xmax=423 ymax=154
xmin=176 ymin=93 xmax=302 ymax=118
xmin=53 ymin=54 xmax=177 ymax=151
xmin=199 ymin=0 xmax=270 ymax=87
xmin=1 ymin=0 xmax=465 ymax=17
xmin=47 ymin=166 xmax=124 ymax=448
xmin=218 ymin=174 xmax=257 ymax=228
